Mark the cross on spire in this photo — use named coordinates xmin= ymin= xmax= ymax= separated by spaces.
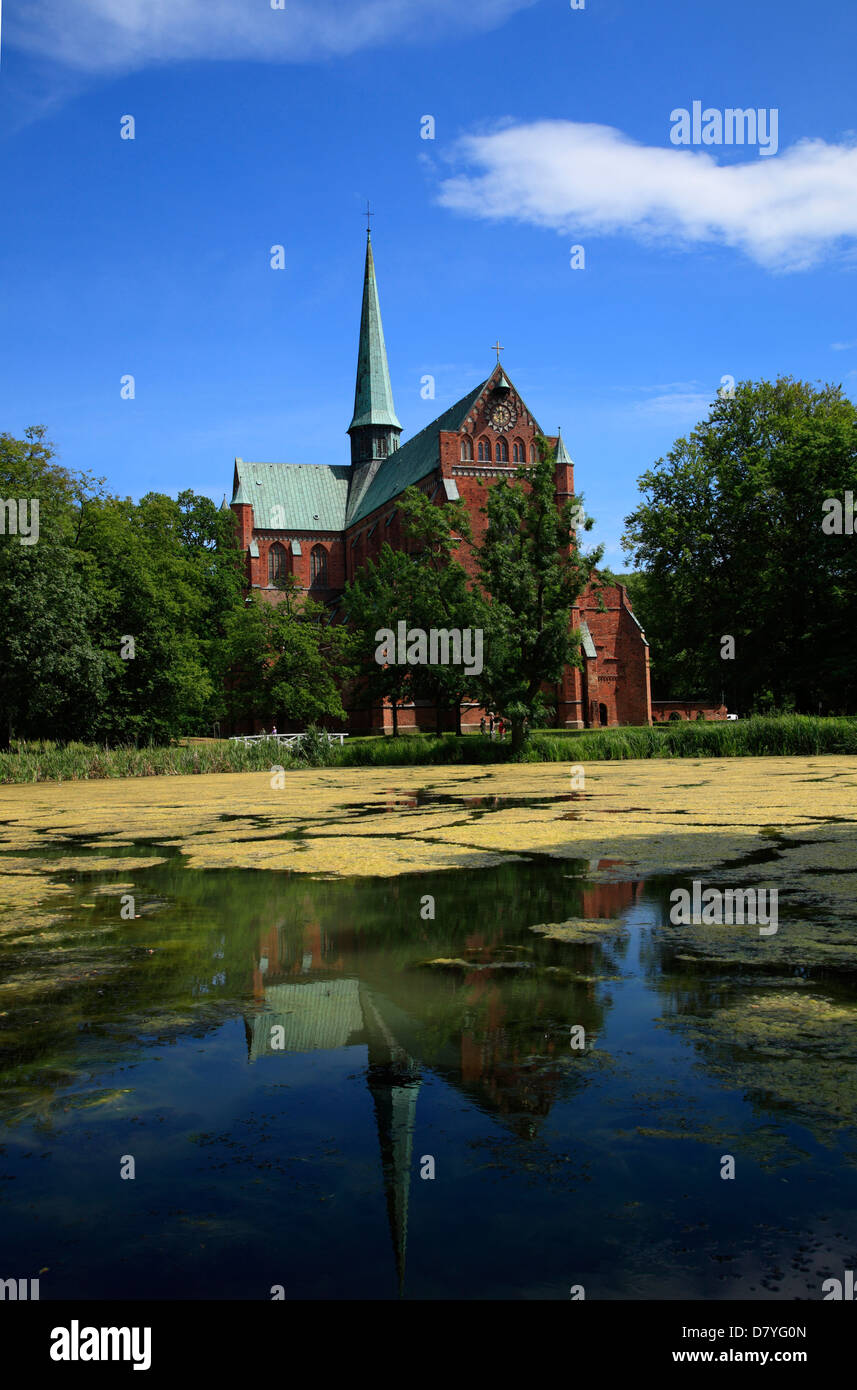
xmin=365 ymin=201 xmax=374 ymax=234
xmin=491 ymin=339 xmax=504 ymax=363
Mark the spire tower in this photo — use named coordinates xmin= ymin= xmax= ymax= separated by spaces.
xmin=555 ymin=427 xmax=573 ymax=465
xmin=348 ymin=230 xmax=401 ymax=467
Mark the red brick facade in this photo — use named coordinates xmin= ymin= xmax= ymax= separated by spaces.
xmin=652 ymin=701 xmax=729 ymax=722
xmin=230 ymin=235 xmax=650 ymax=733
xmin=231 ymin=371 xmax=652 ymax=733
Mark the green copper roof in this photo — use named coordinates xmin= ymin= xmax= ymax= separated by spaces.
xmin=232 ymin=461 xmax=350 ymax=531
xmin=347 ymin=379 xmax=487 ymax=526
xmin=555 ymin=428 xmax=573 ymax=465
xmin=348 ymin=233 xmax=402 ymax=433
xmin=247 ymin=979 xmax=365 ymax=1060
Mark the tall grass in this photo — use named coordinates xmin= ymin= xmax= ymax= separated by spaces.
xmin=0 ymin=738 xmax=299 ymax=783
xmin=2 ymin=716 xmax=856 ymax=783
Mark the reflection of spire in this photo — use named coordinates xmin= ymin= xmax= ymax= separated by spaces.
xmin=361 ymin=988 xmax=421 ymax=1298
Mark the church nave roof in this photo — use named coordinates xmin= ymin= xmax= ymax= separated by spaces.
xmin=232 ymin=459 xmax=351 ymax=532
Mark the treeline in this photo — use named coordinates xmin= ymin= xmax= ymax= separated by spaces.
xmin=621 ymin=378 xmax=857 ymax=713
xmin=0 ymin=430 xmax=598 ymax=749
xmin=0 ymin=428 xmax=248 ymax=744
xmin=6 ymin=376 xmax=850 ymax=747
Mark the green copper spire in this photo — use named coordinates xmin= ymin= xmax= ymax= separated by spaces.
xmin=555 ymin=427 xmax=573 ymax=465
xmin=348 ymin=232 xmax=401 ymax=466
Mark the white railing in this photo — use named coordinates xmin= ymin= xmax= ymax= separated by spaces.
xmin=229 ymin=731 xmax=348 ymax=749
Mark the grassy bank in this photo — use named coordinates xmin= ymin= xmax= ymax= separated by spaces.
xmin=1 ymin=716 xmax=856 ymax=783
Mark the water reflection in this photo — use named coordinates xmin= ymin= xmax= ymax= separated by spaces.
xmin=1 ymin=845 xmax=856 ymax=1299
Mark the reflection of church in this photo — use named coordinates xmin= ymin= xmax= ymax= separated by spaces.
xmin=245 ymin=975 xmax=420 ymax=1296
xmin=242 ymin=872 xmax=643 ymax=1294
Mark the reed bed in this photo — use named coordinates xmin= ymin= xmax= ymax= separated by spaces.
xmin=1 ymin=716 xmax=855 ymax=783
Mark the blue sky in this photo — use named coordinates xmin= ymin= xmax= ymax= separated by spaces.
xmin=2 ymin=0 xmax=856 ymax=566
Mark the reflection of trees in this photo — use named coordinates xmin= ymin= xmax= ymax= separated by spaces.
xmin=0 ymin=851 xmax=629 ymax=1297
xmin=0 ymin=864 xmax=253 ymax=1127
xmin=0 ymin=854 xmax=617 ymax=1135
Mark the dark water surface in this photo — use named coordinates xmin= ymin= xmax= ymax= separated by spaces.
xmin=1 ymin=838 xmax=856 ymax=1300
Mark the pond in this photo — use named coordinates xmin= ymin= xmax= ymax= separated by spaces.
xmin=1 ymin=802 xmax=856 ymax=1301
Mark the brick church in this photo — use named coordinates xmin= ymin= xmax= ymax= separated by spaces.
xmin=229 ymin=232 xmax=652 ymax=731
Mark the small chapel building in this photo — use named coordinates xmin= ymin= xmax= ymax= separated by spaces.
xmin=229 ymin=232 xmax=652 ymax=732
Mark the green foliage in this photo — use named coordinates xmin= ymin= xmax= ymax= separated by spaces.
xmin=340 ymin=543 xmax=421 ymax=735
xmin=0 ymin=429 xmax=247 ymax=745
xmin=0 ymin=738 xmax=298 ymax=782
xmin=0 ymin=429 xmax=110 ymax=742
xmin=6 ymin=716 xmax=852 ymax=782
xmin=292 ymin=724 xmax=339 ymax=766
xmin=223 ymin=578 xmax=349 ymax=728
xmin=393 ymin=488 xmax=487 ymax=733
xmin=622 ymin=377 xmax=857 ymax=710
xmin=76 ymin=490 xmax=244 ymax=741
xmin=342 ymin=487 xmax=487 ymax=735
xmin=476 ymin=436 xmax=601 ymax=751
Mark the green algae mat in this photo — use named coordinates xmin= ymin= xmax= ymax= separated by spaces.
xmin=0 ymin=756 xmax=856 ymax=1298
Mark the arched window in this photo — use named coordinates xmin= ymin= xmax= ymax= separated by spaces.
xmin=310 ymin=544 xmax=328 ymax=587
xmin=268 ymin=541 xmax=287 ymax=585
xmin=460 ymin=436 xmax=473 ymax=461
xmin=478 ymin=439 xmax=491 ymax=462
xmin=529 ymin=444 xmax=537 ymax=463
xmin=512 ymin=440 xmax=524 ymax=462
xmin=495 ymin=439 xmax=508 ymax=462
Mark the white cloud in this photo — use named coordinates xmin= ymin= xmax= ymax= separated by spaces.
xmin=633 ymin=391 xmax=714 ymax=420
xmin=437 ymin=120 xmax=857 ymax=271
xmin=639 ymin=381 xmax=703 ymax=394
xmin=8 ymin=0 xmax=535 ymax=71
xmin=831 ymin=340 xmax=857 ymax=351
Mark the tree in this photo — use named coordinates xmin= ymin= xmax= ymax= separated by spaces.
xmin=342 ymin=487 xmax=489 ymax=735
xmin=0 ymin=429 xmax=108 ymax=743
xmin=622 ymin=378 xmax=857 ymax=711
xmin=341 ymin=544 xmax=419 ymax=736
xmin=76 ymin=490 xmax=245 ymax=741
xmin=0 ymin=428 xmax=250 ymax=744
xmin=224 ymin=577 xmax=350 ymax=728
xmin=476 ymin=435 xmax=601 ymax=753
xmin=394 ymin=487 xmax=488 ymax=735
